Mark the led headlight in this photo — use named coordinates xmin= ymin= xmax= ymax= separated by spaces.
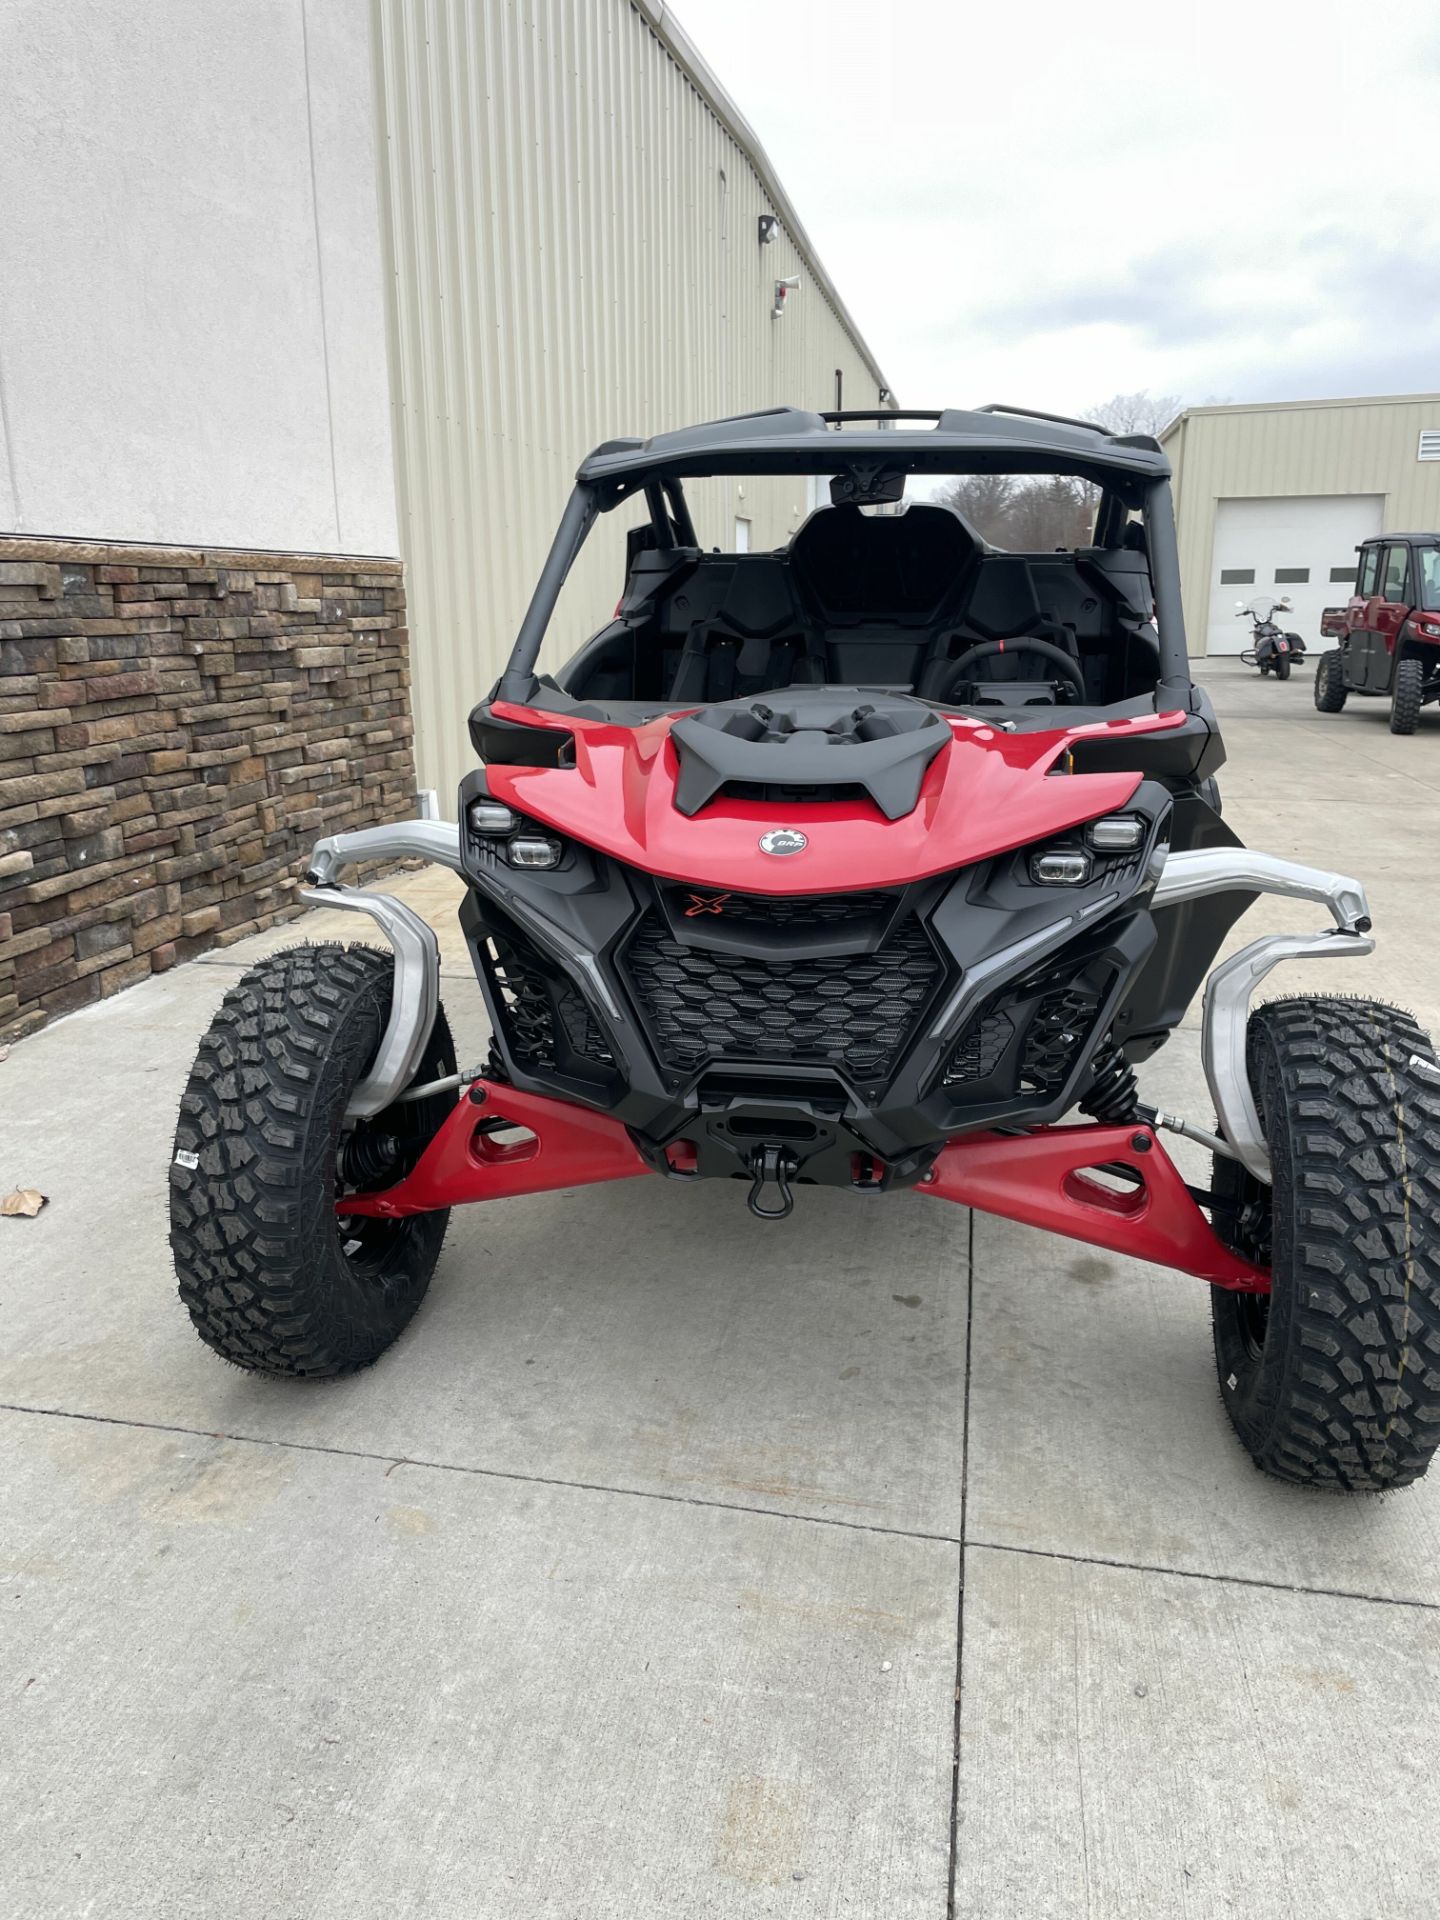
xmin=468 ymin=800 xmax=519 ymax=836
xmin=507 ymin=835 xmax=562 ymax=870
xmin=1030 ymin=849 xmax=1090 ymax=886
xmin=1085 ymin=815 xmax=1146 ymax=852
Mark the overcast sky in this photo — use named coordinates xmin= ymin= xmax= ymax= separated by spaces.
xmin=676 ymin=0 xmax=1440 ymax=420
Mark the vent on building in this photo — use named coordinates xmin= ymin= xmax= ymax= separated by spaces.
xmin=1419 ymin=429 xmax=1440 ymax=462
xmin=1329 ymin=567 xmax=1358 ymax=584
xmin=1275 ymin=567 xmax=1309 ymax=584
xmin=1220 ymin=568 xmax=1254 ymax=585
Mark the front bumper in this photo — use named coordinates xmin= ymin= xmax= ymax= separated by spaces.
xmin=304 ymin=819 xmax=1373 ymax=1187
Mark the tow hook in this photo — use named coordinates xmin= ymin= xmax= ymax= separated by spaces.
xmin=747 ymin=1144 xmax=797 ymax=1221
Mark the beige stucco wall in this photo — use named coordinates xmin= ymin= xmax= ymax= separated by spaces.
xmin=371 ymin=0 xmax=891 ymax=800
xmin=1162 ymin=396 xmax=1440 ymax=653
xmin=0 ymin=0 xmax=398 ymax=557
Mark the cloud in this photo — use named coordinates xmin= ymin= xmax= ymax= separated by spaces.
xmin=946 ymin=249 xmax=1236 ymax=353
xmin=673 ymin=0 xmax=1440 ymax=413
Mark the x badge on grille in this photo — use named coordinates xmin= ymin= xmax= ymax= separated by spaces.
xmin=683 ymin=891 xmax=733 ymax=917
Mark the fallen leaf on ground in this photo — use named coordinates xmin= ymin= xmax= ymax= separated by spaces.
xmin=1 ymin=1189 xmax=48 ymax=1218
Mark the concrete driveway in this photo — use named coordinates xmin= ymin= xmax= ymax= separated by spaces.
xmin=4 ymin=659 xmax=1440 ymax=1917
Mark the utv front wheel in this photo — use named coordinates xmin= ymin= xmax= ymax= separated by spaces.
xmin=1210 ymin=999 xmax=1440 ymax=1490
xmin=1314 ymin=649 xmax=1347 ymax=711
xmin=169 ymin=945 xmax=455 ymax=1377
xmin=1390 ymin=657 xmax=1423 ymax=734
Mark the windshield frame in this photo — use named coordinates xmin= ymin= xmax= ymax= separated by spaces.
xmin=496 ymin=462 xmax=1195 ymax=715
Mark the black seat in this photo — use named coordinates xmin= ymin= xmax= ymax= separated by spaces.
xmin=791 ymin=500 xmax=974 ymax=607
xmin=667 ymin=554 xmax=813 ymax=703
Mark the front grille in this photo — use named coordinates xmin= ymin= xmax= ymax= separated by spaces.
xmin=623 ymin=911 xmax=941 ymax=1081
xmin=1018 ymin=985 xmax=1102 ymax=1094
xmin=662 ymin=886 xmax=895 ymax=935
xmin=943 ymin=1008 xmax=1014 ymax=1087
xmin=486 ymin=927 xmax=614 ymax=1071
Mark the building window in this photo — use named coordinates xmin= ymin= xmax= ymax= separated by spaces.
xmin=1275 ymin=567 xmax=1309 ymax=584
xmin=1418 ymin=429 xmax=1440 ymax=462
xmin=1329 ymin=567 xmax=1358 ymax=584
xmin=1220 ymin=568 xmax=1254 ymax=585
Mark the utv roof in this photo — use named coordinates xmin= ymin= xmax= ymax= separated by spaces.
xmin=577 ymin=405 xmax=1173 ymax=496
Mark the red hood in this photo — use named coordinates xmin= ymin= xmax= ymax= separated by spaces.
xmin=485 ymin=700 xmax=1183 ymax=894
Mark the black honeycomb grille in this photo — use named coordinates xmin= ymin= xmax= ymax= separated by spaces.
xmin=622 ymin=912 xmax=942 ymax=1080
xmin=1019 ymin=986 xmax=1102 ymax=1094
xmin=943 ymin=1009 xmax=1015 ymax=1087
xmin=487 ymin=928 xmax=614 ymax=1070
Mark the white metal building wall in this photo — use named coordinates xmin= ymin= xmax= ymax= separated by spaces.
xmin=370 ymin=0 xmax=891 ymax=802
xmin=1162 ymin=395 xmax=1440 ymax=655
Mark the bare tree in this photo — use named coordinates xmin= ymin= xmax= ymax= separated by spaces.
xmin=1084 ymin=390 xmax=1183 ymax=439
xmin=936 ymin=400 xmax=1187 ymax=552
xmin=1002 ymin=475 xmax=1096 ymax=552
xmin=937 ymin=471 xmax=1095 ymax=552
xmin=932 ymin=473 xmax=1016 ymax=546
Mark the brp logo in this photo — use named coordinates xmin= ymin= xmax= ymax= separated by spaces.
xmin=758 ymin=828 xmax=808 ymax=857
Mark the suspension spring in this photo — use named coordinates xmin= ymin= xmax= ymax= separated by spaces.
xmin=1080 ymin=1040 xmax=1141 ymax=1125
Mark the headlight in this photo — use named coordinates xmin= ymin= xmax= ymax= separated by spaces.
xmin=507 ymin=835 xmax=563 ymax=870
xmin=1030 ymin=849 xmax=1091 ymax=886
xmin=468 ymin=800 xmax=519 ymax=836
xmin=1085 ymin=815 xmax=1146 ymax=852
xmin=467 ymin=797 xmax=564 ymax=869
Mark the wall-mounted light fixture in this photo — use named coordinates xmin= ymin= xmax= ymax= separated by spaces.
xmin=773 ymin=274 xmax=800 ymax=319
xmin=757 ymin=213 xmax=777 ymax=246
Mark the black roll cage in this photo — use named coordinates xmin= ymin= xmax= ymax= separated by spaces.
xmin=496 ymin=405 xmax=1195 ymax=712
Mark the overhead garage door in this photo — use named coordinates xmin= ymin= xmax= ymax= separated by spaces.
xmin=1204 ymin=494 xmax=1385 ymax=655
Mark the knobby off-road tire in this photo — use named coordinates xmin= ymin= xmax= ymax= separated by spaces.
xmin=1210 ymin=998 xmax=1440 ymax=1490
xmin=170 ymin=945 xmax=455 ymax=1377
xmin=1313 ymin=649 xmax=1347 ymax=712
xmin=1390 ymin=657 xmax=1423 ymax=735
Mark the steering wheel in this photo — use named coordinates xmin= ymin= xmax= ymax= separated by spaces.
xmin=937 ymin=638 xmax=1086 ymax=705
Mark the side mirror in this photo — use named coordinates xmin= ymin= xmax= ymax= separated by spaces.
xmin=1277 ymin=596 xmax=1292 ymax=610
xmin=1234 ymin=601 xmax=1247 ymax=614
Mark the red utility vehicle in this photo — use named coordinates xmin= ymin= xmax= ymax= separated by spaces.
xmin=169 ymin=406 xmax=1440 ymax=1492
xmin=1315 ymin=533 xmax=1440 ymax=733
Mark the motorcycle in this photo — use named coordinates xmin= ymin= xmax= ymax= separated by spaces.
xmin=1237 ymin=595 xmax=1306 ymax=679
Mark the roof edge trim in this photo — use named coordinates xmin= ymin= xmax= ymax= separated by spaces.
xmin=634 ymin=0 xmax=893 ymax=401
xmin=1160 ymin=391 xmax=1440 ymax=440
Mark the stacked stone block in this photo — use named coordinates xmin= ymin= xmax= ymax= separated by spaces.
xmin=0 ymin=538 xmax=418 ymax=1042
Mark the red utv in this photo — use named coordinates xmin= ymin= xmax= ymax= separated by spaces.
xmin=1315 ymin=533 xmax=1440 ymax=733
xmin=170 ymin=407 xmax=1440 ymax=1491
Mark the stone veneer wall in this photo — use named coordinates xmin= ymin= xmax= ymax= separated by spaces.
xmin=0 ymin=537 xmax=418 ymax=1042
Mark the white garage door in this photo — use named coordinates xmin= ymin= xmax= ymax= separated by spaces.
xmin=1204 ymin=494 xmax=1385 ymax=655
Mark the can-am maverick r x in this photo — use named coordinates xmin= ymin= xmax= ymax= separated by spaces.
xmin=171 ymin=405 xmax=1440 ymax=1491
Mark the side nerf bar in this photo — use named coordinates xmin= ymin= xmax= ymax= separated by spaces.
xmin=300 ymin=817 xmax=464 ymax=1118
xmin=1152 ymin=848 xmax=1374 ymax=1184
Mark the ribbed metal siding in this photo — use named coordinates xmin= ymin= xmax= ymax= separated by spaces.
xmin=1166 ymin=397 xmax=1440 ymax=651
xmin=371 ymin=0 xmax=889 ymax=800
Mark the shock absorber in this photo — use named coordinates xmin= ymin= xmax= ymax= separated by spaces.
xmin=1080 ymin=1039 xmax=1141 ymax=1124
